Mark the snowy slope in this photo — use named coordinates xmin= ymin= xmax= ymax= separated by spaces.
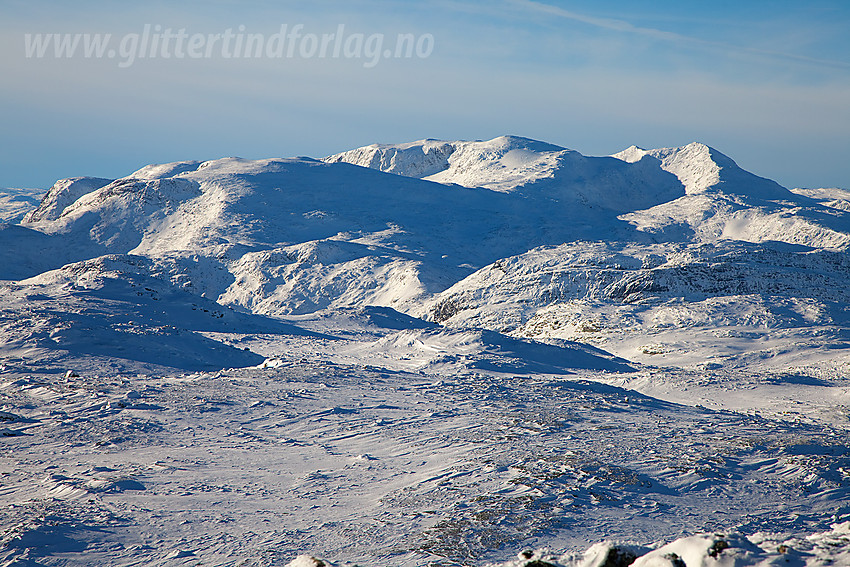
xmin=422 ymin=240 xmax=850 ymax=371
xmin=18 ymin=158 xmax=490 ymax=307
xmin=325 ymin=136 xmax=568 ymax=192
xmin=15 ymin=138 xmax=850 ymax=319
xmin=11 ymin=151 xmax=674 ymax=315
xmin=0 ymin=254 xmax=316 ymax=372
xmin=23 ymin=176 xmax=112 ymax=223
xmin=0 ymin=187 xmax=43 ymax=224
xmin=327 ymin=135 xmax=686 ymax=211
xmin=611 ymin=144 xmax=850 ymax=249
xmin=2 ymin=357 xmax=848 ymax=566
xmin=1 ymin=136 xmax=850 ymax=566
xmin=611 ymin=142 xmax=791 ymax=199
xmin=331 ymin=137 xmax=850 ymax=250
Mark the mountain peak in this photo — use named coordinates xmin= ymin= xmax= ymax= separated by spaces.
xmin=325 ymin=135 xmax=573 ymax=193
xmin=477 ymin=135 xmax=567 ymax=153
xmin=23 ymin=176 xmax=114 ymax=223
xmin=324 ymin=139 xmax=455 ymax=178
xmin=613 ymin=141 xmax=792 ymax=199
xmin=129 ymin=160 xmax=204 ymax=181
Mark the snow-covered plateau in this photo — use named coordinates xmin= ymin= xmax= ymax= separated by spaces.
xmin=1 ymin=136 xmax=849 ymax=566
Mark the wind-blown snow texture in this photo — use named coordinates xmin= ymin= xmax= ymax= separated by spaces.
xmin=1 ymin=136 xmax=849 ymax=566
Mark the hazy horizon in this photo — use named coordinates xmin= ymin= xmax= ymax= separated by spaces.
xmin=2 ymin=0 xmax=848 ymax=190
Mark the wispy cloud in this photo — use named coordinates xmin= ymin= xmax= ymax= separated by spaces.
xmin=508 ymin=0 xmax=685 ymax=40
xmin=508 ymin=0 xmax=850 ymax=72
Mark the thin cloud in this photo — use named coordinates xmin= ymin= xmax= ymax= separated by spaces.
xmin=508 ymin=0 xmax=850 ymax=72
xmin=508 ymin=0 xmax=685 ymax=41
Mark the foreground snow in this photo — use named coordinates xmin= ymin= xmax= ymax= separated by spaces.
xmin=1 ymin=136 xmax=849 ymax=565
xmin=491 ymin=523 xmax=850 ymax=566
xmin=2 ymin=355 xmax=849 ymax=566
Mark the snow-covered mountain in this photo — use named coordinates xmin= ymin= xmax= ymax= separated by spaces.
xmin=2 ymin=136 xmax=850 ymax=566
xmin=0 ymin=187 xmax=44 ymax=224
xmin=15 ymin=136 xmax=850 ymax=321
xmin=613 ymin=144 xmax=850 ymax=249
xmin=423 ymin=240 xmax=850 ymax=371
xmin=326 ymin=135 xmax=687 ymax=210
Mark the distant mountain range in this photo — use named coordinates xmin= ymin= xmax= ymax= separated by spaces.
xmin=3 ymin=135 xmax=850 ymax=371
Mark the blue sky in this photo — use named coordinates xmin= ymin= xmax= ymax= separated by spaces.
xmin=2 ymin=0 xmax=849 ymax=190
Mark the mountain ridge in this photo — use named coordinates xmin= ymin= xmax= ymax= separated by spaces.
xmin=11 ymin=136 xmax=850 ymax=324
xmin=3 ymin=135 xmax=847 ymax=381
